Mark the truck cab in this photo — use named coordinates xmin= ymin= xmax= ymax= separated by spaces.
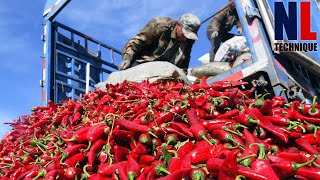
xmin=205 ymin=0 xmax=320 ymax=102
xmin=41 ymin=0 xmax=320 ymax=105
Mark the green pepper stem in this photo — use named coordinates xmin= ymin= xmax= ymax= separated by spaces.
xmin=250 ymin=143 xmax=266 ymax=159
xmin=312 ymin=161 xmax=320 ymax=168
xmin=127 ymin=171 xmax=137 ymax=180
xmin=247 ymin=117 xmax=259 ymax=126
xmin=233 ymin=124 xmax=248 ymax=130
xmin=235 ymin=175 xmax=247 ymax=180
xmin=223 ymin=126 xmax=243 ymax=136
xmin=237 ymin=154 xmax=257 ymax=163
xmin=62 ymin=136 xmax=76 ymax=142
xmin=226 ymin=134 xmax=245 ymax=148
xmin=200 ymin=133 xmax=213 ymax=145
xmin=33 ymin=169 xmax=46 ymax=180
xmin=293 ymin=156 xmax=317 ymax=172
xmin=156 ymin=164 xmax=171 ymax=175
xmin=311 ymin=96 xmax=318 ymax=113
xmin=148 ymin=131 xmax=158 ymax=138
xmin=84 ymin=142 xmax=92 ymax=152
xmin=192 ymin=170 xmax=205 ymax=180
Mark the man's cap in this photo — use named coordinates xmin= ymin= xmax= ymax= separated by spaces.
xmin=178 ymin=14 xmax=201 ymax=40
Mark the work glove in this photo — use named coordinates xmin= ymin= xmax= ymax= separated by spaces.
xmin=119 ymin=59 xmax=130 ymax=70
xmin=211 ymin=31 xmax=219 ymax=39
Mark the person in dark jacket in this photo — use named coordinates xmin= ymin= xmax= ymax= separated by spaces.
xmin=119 ymin=14 xmax=201 ymax=73
xmin=207 ymin=0 xmax=242 ymax=61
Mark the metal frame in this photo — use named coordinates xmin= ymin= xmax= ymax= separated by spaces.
xmin=207 ymin=0 xmax=289 ymax=97
xmin=41 ymin=0 xmax=121 ymax=105
xmin=207 ymin=0 xmax=320 ymax=101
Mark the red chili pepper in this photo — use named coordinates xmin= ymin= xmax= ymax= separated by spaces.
xmin=190 ymin=124 xmax=212 ymax=145
xmin=295 ymin=138 xmax=319 ymax=154
xmin=190 ymin=144 xmax=225 ymax=164
xmin=63 ymin=126 xmax=90 ymax=143
xmin=303 ymin=96 xmax=320 ymax=118
xmin=28 ymin=120 xmax=50 ymax=129
xmin=152 ymin=138 xmax=162 ymax=149
xmin=253 ymin=126 xmax=267 ymax=139
xmin=185 ymin=108 xmax=200 ymax=125
xmin=200 ymin=119 xmax=235 ymax=129
xmin=114 ymin=145 xmax=130 ymax=162
xmin=65 ymin=167 xmax=81 ymax=179
xmin=206 ymin=157 xmax=222 ymax=177
xmin=117 ymin=119 xmax=150 ymax=133
xmin=218 ymin=150 xmax=239 ymax=180
xmin=139 ymin=155 xmax=155 ymax=166
xmin=234 ymin=113 xmax=259 ymax=126
xmin=243 ymin=129 xmax=256 ymax=147
xmin=195 ymin=95 xmax=209 ymax=107
xmin=88 ymin=139 xmax=105 ymax=165
xmin=87 ymin=124 xmax=109 ymax=143
xmin=168 ymin=157 xmax=182 ymax=173
xmin=61 ymin=144 xmax=88 ymax=163
xmin=272 ymin=96 xmax=286 ymax=108
xmin=139 ymin=133 xmax=152 ymax=145
xmin=277 ymin=152 xmax=304 ymax=163
xmin=98 ymin=161 xmax=127 ymax=177
xmin=156 ymin=168 xmax=191 ymax=180
xmin=212 ymin=130 xmax=245 ymax=148
xmin=169 ymin=122 xmax=194 ymax=137
xmin=16 ymin=167 xmax=38 ymax=180
xmin=238 ymin=140 xmax=258 ymax=167
xmin=211 ymin=81 xmax=248 ymax=91
xmin=259 ymin=99 xmax=273 ymax=116
xmin=164 ymin=133 xmax=178 ymax=145
xmin=127 ymin=155 xmax=140 ymax=180
xmin=189 ymin=168 xmax=207 ymax=180
xmin=136 ymin=170 xmax=147 ymax=180
xmin=250 ymin=143 xmax=280 ymax=180
xmin=133 ymin=143 xmax=148 ymax=155
xmin=163 ymin=127 xmax=189 ymax=139
xmin=301 ymin=133 xmax=320 ymax=145
xmin=208 ymin=122 xmax=244 ymax=136
xmin=237 ymin=165 xmax=269 ymax=180
xmin=46 ymin=169 xmax=65 ymax=180
xmin=293 ymin=110 xmax=320 ymax=124
xmin=189 ymin=83 xmax=210 ymax=92
xmin=70 ymin=111 xmax=82 ymax=124
xmin=112 ymin=130 xmax=135 ymax=139
xmin=202 ymin=102 xmax=215 ymax=114
xmin=177 ymin=141 xmax=195 ymax=159
xmin=216 ymin=109 xmax=240 ymax=119
xmin=117 ymin=161 xmax=128 ymax=180
xmin=64 ymin=152 xmax=86 ymax=168
xmin=296 ymin=167 xmax=320 ymax=180
xmin=247 ymin=108 xmax=289 ymax=143
xmin=157 ymin=105 xmax=186 ymax=124
xmin=195 ymin=109 xmax=212 ymax=119
xmin=271 ymin=156 xmax=316 ymax=179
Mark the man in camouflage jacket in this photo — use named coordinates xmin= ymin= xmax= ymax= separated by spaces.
xmin=207 ymin=0 xmax=242 ymax=61
xmin=119 ymin=14 xmax=201 ymax=73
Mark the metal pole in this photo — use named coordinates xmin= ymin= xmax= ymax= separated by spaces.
xmin=86 ymin=63 xmax=90 ymax=93
xmin=201 ymin=2 xmax=232 ymax=24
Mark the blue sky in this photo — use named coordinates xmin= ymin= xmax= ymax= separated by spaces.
xmin=0 ymin=0 xmax=228 ymax=137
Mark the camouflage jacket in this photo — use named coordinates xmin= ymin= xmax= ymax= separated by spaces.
xmin=122 ymin=17 xmax=195 ymax=72
xmin=207 ymin=6 xmax=241 ymax=34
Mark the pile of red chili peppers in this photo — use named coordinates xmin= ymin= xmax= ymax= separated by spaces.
xmin=1 ymin=78 xmax=320 ymax=180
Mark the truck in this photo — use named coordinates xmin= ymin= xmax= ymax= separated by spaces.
xmin=40 ymin=0 xmax=320 ymax=105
